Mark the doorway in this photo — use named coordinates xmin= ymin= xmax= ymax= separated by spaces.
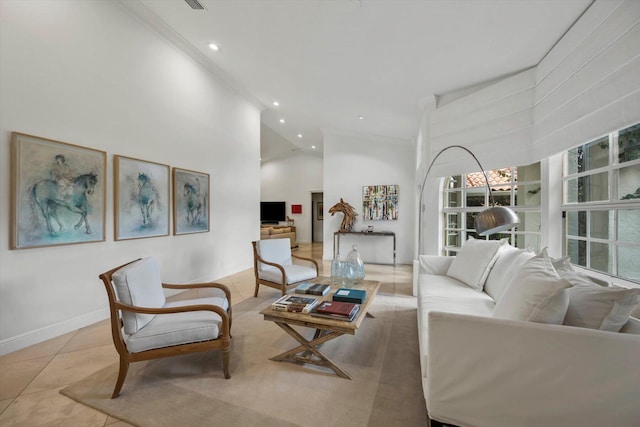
xmin=311 ymin=192 xmax=324 ymax=242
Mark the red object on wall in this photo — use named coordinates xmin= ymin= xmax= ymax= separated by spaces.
xmin=291 ymin=204 xmax=302 ymax=214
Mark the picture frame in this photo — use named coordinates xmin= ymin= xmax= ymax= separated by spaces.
xmin=114 ymin=155 xmax=170 ymax=240
xmin=10 ymin=132 xmax=106 ymax=249
xmin=317 ymin=202 xmax=324 ymax=220
xmin=173 ymin=168 xmax=210 ymax=235
xmin=362 ymin=185 xmax=399 ymax=221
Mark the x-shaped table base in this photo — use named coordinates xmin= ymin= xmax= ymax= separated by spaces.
xmin=269 ymin=312 xmax=375 ymax=379
xmin=270 ymin=322 xmax=352 ymax=379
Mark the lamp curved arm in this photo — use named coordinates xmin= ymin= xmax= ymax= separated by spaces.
xmin=419 ymin=145 xmax=494 ymax=214
xmin=417 ymin=145 xmax=518 ymax=255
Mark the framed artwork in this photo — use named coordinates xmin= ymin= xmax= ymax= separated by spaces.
xmin=114 ymin=155 xmax=170 ymax=240
xmin=317 ymin=202 xmax=324 ymax=220
xmin=10 ymin=132 xmax=106 ymax=249
xmin=362 ymin=185 xmax=399 ymax=221
xmin=173 ymin=168 xmax=210 ymax=235
xmin=292 ymin=204 xmax=302 ymax=214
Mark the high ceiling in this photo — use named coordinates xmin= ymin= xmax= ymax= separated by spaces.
xmin=132 ymin=0 xmax=592 ymax=161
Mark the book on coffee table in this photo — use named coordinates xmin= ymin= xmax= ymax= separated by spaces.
xmin=311 ymin=302 xmax=360 ymax=322
xmin=272 ymin=295 xmax=319 ymax=314
xmin=333 ymin=288 xmax=367 ymax=304
xmin=294 ymin=282 xmax=330 ymax=296
xmin=314 ymin=300 xmax=357 ymax=316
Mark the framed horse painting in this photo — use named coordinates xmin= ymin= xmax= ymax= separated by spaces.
xmin=10 ymin=132 xmax=107 ymax=249
xmin=114 ymin=156 xmax=170 ymax=240
xmin=172 ymin=168 xmax=210 ymax=235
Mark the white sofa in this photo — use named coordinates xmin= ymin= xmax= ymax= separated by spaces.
xmin=413 ymin=240 xmax=640 ymax=427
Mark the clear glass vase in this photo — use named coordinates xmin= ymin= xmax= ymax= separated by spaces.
xmin=344 ymin=244 xmax=365 ymax=286
xmin=331 ymin=250 xmax=344 ymax=286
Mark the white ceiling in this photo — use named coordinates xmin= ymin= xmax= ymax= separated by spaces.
xmin=134 ymin=0 xmax=592 ymax=161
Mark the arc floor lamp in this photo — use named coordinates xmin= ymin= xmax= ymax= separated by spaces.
xmin=418 ymin=145 xmax=520 ymax=253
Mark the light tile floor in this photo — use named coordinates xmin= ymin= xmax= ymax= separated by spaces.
xmin=0 ymin=243 xmax=413 ymax=426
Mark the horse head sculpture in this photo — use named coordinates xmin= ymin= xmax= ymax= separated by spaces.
xmin=329 ymin=198 xmax=358 ymax=231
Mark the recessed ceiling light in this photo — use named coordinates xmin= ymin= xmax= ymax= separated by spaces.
xmin=273 ymin=101 xmax=279 ymax=107
xmin=358 ymin=115 xmax=364 ymax=120
xmin=297 ymin=134 xmax=302 ymax=138
xmin=311 ymin=145 xmax=316 ymax=149
xmin=279 ymin=119 xmax=285 ymax=123
xmin=208 ymin=43 xmax=219 ymax=51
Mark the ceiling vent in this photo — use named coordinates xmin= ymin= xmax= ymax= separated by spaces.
xmin=184 ymin=0 xmax=206 ymax=10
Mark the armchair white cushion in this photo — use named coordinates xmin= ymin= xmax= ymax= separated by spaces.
xmin=252 ymin=239 xmax=318 ymax=296
xmin=256 ymin=239 xmax=293 ymax=270
xmin=126 ymin=296 xmax=229 ymax=353
xmin=112 ymin=257 xmax=166 ymax=334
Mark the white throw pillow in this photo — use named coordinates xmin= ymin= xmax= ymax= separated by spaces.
xmin=446 ymin=237 xmax=505 ymax=291
xmin=484 ymin=245 xmax=535 ymax=302
xmin=493 ymin=254 xmax=571 ymax=324
xmin=563 ymin=285 xmax=640 ymax=332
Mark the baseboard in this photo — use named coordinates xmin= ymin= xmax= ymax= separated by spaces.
xmin=0 ymin=308 xmax=110 ymax=356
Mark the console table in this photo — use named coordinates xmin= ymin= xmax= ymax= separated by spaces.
xmin=333 ymin=231 xmax=396 ymax=265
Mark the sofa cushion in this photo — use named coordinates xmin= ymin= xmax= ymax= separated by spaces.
xmin=446 ymin=237 xmax=505 ymax=291
xmin=563 ymin=284 xmax=640 ymax=332
xmin=620 ymin=317 xmax=640 ymax=334
xmin=112 ymin=257 xmax=166 ymax=335
xmin=493 ymin=254 xmax=571 ymax=324
xmin=417 ymin=274 xmax=495 ymax=380
xmin=551 ymin=258 xmax=640 ymax=332
xmin=484 ymin=245 xmax=535 ymax=302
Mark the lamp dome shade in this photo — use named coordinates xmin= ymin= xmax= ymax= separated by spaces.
xmin=474 ymin=206 xmax=519 ymax=236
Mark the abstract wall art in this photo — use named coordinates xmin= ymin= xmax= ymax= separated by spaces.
xmin=362 ymin=185 xmax=399 ymax=221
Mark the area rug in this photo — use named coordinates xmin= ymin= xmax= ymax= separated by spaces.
xmin=61 ymin=290 xmax=427 ymax=427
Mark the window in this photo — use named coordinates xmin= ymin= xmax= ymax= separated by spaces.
xmin=442 ymin=162 xmax=542 ymax=255
xmin=563 ymin=123 xmax=640 ymax=283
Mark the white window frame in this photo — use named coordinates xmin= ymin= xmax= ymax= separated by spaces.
xmin=562 ymin=124 xmax=640 ymax=285
xmin=442 ymin=165 xmax=542 ymax=255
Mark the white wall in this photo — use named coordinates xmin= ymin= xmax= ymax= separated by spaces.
xmin=0 ymin=0 xmax=261 ymax=354
xmin=323 ymin=130 xmax=414 ymax=264
xmin=260 ymin=152 xmax=323 ymax=243
xmin=417 ymin=0 xmax=640 ymax=258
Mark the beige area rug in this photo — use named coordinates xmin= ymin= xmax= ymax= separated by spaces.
xmin=61 ymin=290 xmax=428 ymax=427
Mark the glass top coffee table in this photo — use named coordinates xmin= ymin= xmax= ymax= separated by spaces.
xmin=260 ymin=277 xmax=381 ymax=379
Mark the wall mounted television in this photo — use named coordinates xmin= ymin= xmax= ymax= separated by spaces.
xmin=260 ymin=201 xmax=286 ymax=224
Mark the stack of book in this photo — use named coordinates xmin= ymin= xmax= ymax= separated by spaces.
xmin=311 ymin=301 xmax=360 ymax=322
xmin=294 ymin=282 xmax=331 ymax=296
xmin=332 ymin=288 xmax=367 ymax=304
xmin=271 ymin=295 xmax=319 ymax=314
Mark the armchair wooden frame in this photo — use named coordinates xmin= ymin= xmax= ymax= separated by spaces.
xmin=99 ymin=259 xmax=232 ymax=398
xmin=252 ymin=241 xmax=319 ymax=296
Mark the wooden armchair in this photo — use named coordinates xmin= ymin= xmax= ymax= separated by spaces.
xmin=99 ymin=257 xmax=232 ymax=398
xmin=252 ymin=239 xmax=319 ymax=296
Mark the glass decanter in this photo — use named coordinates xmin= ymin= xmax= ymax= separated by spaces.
xmin=344 ymin=244 xmax=365 ymax=286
